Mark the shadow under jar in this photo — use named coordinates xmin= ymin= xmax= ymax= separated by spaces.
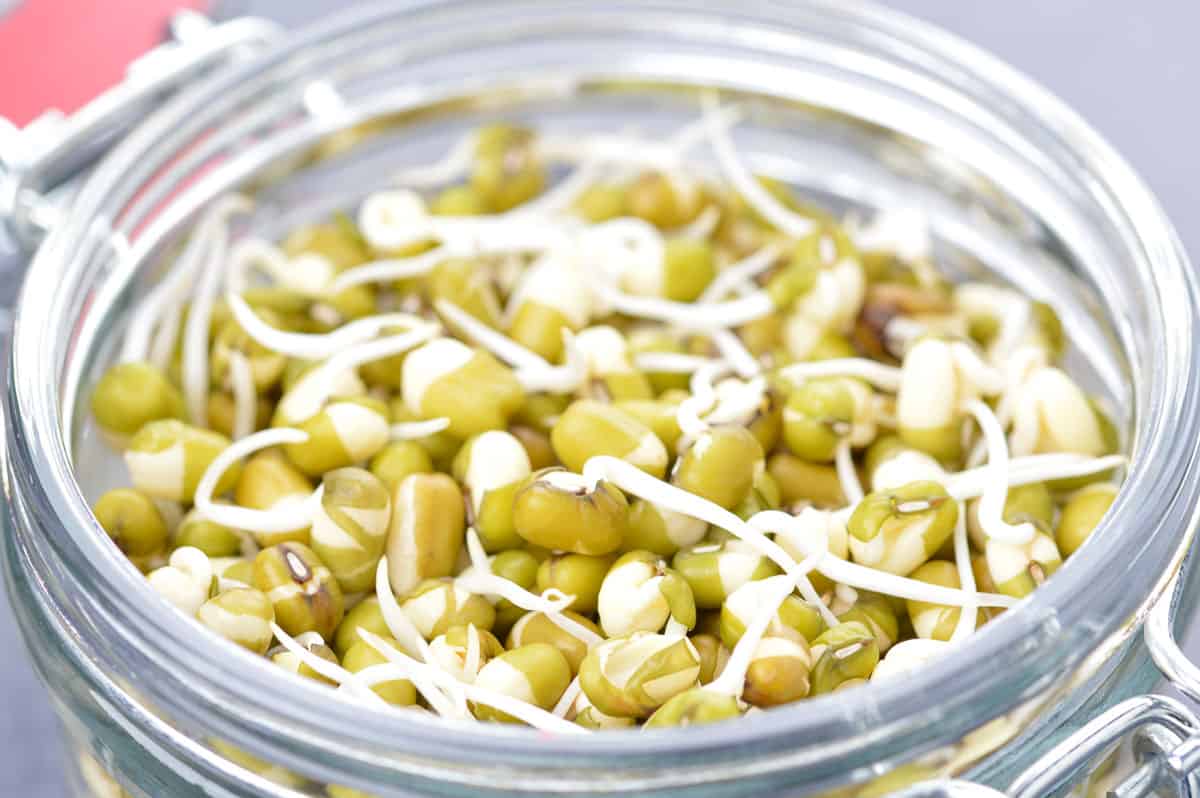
xmin=3 ymin=2 xmax=1200 ymax=797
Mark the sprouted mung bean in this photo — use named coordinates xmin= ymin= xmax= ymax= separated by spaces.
xmin=88 ymin=98 xmax=1124 ymax=738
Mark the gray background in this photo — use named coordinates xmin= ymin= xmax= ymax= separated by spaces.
xmin=1 ymin=2 xmax=1196 ymax=795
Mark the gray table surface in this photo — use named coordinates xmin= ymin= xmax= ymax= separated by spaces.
xmin=1 ymin=2 xmax=1197 ymax=795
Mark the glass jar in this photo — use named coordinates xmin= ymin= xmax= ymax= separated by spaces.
xmin=3 ymin=2 xmax=1200 ymax=796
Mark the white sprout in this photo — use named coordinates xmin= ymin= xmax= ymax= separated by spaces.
xmin=675 ymin=362 xmax=726 ymax=439
xmin=965 ymin=399 xmax=1036 ymax=545
xmin=702 ymin=377 xmax=770 ymax=430
xmin=698 ymin=245 xmax=781 ymax=304
xmin=945 ymin=454 xmax=1125 ymax=502
xmin=592 ymin=281 xmax=774 ymax=331
xmin=357 ymin=190 xmax=570 ymax=262
xmin=462 ymin=623 xmax=483 ymax=681
xmin=834 ymin=439 xmax=864 ymax=506
xmin=330 ymin=247 xmax=452 ymax=293
xmin=121 ymin=195 xmax=251 ymax=364
xmin=514 ymin=158 xmax=601 ymax=217
xmin=777 ymin=359 xmax=903 ymax=392
xmin=434 ymin=299 xmax=549 ymax=371
xmin=181 ymin=204 xmax=236 ymax=426
xmin=458 ymin=530 xmax=603 ymax=647
xmin=706 ymin=574 xmax=795 ymax=698
xmin=965 ymin=344 xmax=1050 ymax=467
xmin=355 ymin=630 xmax=469 ymax=720
xmin=390 ymin=418 xmax=451 ymax=440
xmin=373 ymin=557 xmax=434 ymax=662
xmin=193 ymin=428 xmax=321 ymax=533
xmin=268 ymin=622 xmax=387 ymax=708
xmin=358 ymin=630 xmax=587 ymax=734
xmin=227 ymin=293 xmax=428 ymax=359
xmin=227 ymin=352 xmax=256 ymax=441
xmin=276 ymin=324 xmax=440 ymax=423
xmin=950 ymin=342 xmax=1006 ymax=397
xmin=581 ymin=456 xmax=837 ymax=625
xmin=552 ymin=676 xmax=583 ymax=718
xmin=749 ymin=510 xmax=1015 ymax=610
xmin=949 ymin=512 xmax=978 ymax=644
xmin=711 ymin=327 xmax=761 ymax=378
xmin=701 ymin=94 xmax=815 ymax=240
xmin=674 ymin=205 xmax=721 ymax=241
xmin=224 ymin=238 xmax=293 ymax=294
xmin=148 ymin=300 xmax=185 ymax=373
xmin=512 ymin=330 xmax=588 ymax=394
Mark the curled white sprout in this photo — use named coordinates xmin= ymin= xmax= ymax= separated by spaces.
xmin=268 ymin=622 xmax=387 ymax=708
xmin=277 ymin=323 xmax=440 ymax=423
xmin=776 ymin=359 xmax=902 ymax=392
xmin=512 ymin=330 xmax=588 ymax=394
xmin=711 ymin=328 xmax=761 ymax=378
xmin=701 ymin=377 xmax=771 ymax=432
xmin=390 ymin=418 xmax=451 ymax=440
xmin=698 ymin=245 xmax=781 ymax=304
xmin=965 ymin=399 xmax=1036 ymax=545
xmin=224 ymin=238 xmax=291 ymax=294
xmin=834 ymin=438 xmax=864 ymax=506
xmin=701 ymin=94 xmax=815 ymax=240
xmin=675 ymin=362 xmax=727 ymax=439
xmin=358 ymin=631 xmax=588 ymax=734
xmin=459 ymin=530 xmax=603 ymax=647
xmin=945 ymin=453 xmax=1126 ymax=502
xmin=965 ymin=345 xmax=1049 ymax=467
xmin=227 ymin=352 xmax=256 ymax=441
xmin=227 ymin=293 xmax=428 ymax=360
xmin=193 ymin=428 xmax=322 ymax=533
xmin=329 ymin=247 xmax=452 ymax=293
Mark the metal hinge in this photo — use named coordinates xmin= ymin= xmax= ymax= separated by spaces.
xmin=896 ymin=567 xmax=1200 ymax=798
xmin=0 ymin=10 xmax=280 ymax=251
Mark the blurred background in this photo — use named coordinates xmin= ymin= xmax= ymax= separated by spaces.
xmin=0 ymin=1 xmax=1196 ymax=795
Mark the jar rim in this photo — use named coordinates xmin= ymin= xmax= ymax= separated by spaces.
xmin=8 ymin=0 xmax=1200 ymax=788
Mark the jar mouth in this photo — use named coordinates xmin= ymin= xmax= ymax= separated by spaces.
xmin=7 ymin=0 xmax=1200 ymax=789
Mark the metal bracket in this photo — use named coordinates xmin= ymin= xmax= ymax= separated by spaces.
xmin=0 ymin=10 xmax=280 ymax=250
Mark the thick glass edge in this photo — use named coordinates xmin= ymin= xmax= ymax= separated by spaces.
xmin=6 ymin=0 xmax=1199 ymax=785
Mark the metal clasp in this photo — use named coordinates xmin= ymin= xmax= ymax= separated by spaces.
xmin=895 ymin=555 xmax=1200 ymax=798
xmin=0 ymin=10 xmax=280 ymax=250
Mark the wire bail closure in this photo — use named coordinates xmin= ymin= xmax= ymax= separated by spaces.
xmin=0 ymin=11 xmax=281 ymax=250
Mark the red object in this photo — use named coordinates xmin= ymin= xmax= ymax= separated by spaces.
xmin=0 ymin=0 xmax=208 ymax=126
